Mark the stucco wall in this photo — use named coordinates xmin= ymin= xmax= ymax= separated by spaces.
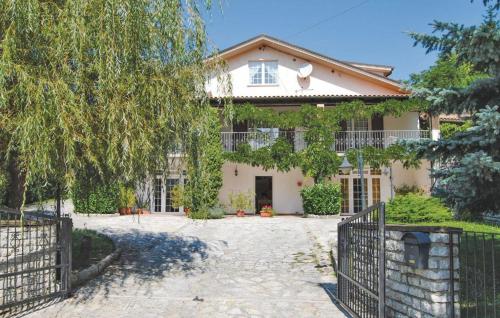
xmin=219 ymin=163 xmax=314 ymax=214
xmin=384 ymin=112 xmax=420 ymax=130
xmin=208 ymin=46 xmax=399 ymax=98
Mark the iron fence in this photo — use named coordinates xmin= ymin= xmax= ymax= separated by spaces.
xmin=0 ymin=209 xmax=72 ymax=316
xmin=459 ymin=231 xmax=500 ymax=318
xmin=337 ymin=202 xmax=386 ymax=318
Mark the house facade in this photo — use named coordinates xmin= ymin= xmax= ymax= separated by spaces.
xmin=151 ymin=35 xmax=437 ymax=215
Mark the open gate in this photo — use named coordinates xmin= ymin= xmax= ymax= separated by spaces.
xmin=0 ymin=209 xmax=72 ymax=316
xmin=337 ymin=202 xmax=386 ymax=318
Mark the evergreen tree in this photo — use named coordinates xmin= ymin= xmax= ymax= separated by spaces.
xmin=407 ymin=1 xmax=500 ymax=217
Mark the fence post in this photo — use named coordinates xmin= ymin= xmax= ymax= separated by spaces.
xmin=60 ymin=218 xmax=73 ymax=297
xmin=378 ymin=202 xmax=386 ymax=317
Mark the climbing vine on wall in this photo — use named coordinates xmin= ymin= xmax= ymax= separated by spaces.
xmin=223 ymin=100 xmax=426 ymax=183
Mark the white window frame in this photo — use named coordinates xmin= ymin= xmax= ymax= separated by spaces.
xmin=337 ymin=168 xmax=381 ymax=214
xmin=248 ymin=61 xmax=278 ymax=86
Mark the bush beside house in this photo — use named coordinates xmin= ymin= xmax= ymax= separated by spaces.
xmin=72 ymin=182 xmax=119 ymax=214
xmin=300 ymin=182 xmax=341 ymax=215
xmin=386 ymin=193 xmax=453 ymax=223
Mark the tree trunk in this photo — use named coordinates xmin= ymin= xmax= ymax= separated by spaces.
xmin=7 ymin=156 xmax=25 ymax=210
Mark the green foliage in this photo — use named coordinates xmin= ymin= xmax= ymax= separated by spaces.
xmin=298 ymin=142 xmax=340 ymax=183
xmin=410 ymin=221 xmax=500 ymax=234
xmin=228 ymin=191 xmax=254 ymax=212
xmin=409 ymin=54 xmax=486 ymax=90
xmin=407 ymin=3 xmax=500 ymax=216
xmin=171 ymin=184 xmax=188 ymax=209
xmin=188 ymin=205 xmax=226 ymax=219
xmin=186 ymin=108 xmax=224 ymax=213
xmin=0 ymin=0 xmax=225 ymax=212
xmin=72 ymin=182 xmax=118 ymax=214
xmin=207 ymin=206 xmax=226 ymax=219
xmin=0 ymin=169 xmax=7 ymax=205
xmin=394 ymin=184 xmax=425 ymax=196
xmin=300 ymin=182 xmax=342 ymax=215
xmin=72 ymin=229 xmax=114 ymax=271
xmin=225 ymin=104 xmax=423 ymax=182
xmin=440 ymin=121 xmax=473 ymax=139
xmin=118 ymin=185 xmax=135 ymax=209
xmin=386 ymin=194 xmax=453 ymax=223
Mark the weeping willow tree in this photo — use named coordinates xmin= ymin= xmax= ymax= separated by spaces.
xmin=0 ymin=0 xmax=226 ymax=211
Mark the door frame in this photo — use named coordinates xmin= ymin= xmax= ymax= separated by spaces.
xmin=255 ymin=176 xmax=273 ymax=214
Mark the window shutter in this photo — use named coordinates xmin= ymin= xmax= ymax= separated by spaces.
xmin=233 ymin=120 xmax=248 ymax=132
xmin=371 ymin=115 xmax=384 ymax=131
xmin=340 ymin=120 xmax=348 ymax=131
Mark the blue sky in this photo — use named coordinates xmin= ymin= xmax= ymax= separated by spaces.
xmin=204 ymin=0 xmax=487 ymax=80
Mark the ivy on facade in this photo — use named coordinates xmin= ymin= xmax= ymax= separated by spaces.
xmin=224 ymin=100 xmax=425 ymax=182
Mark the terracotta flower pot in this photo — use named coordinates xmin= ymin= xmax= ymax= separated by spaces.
xmin=125 ymin=207 xmax=132 ymax=215
xmin=118 ymin=207 xmax=127 ymax=215
xmin=260 ymin=211 xmax=272 ymax=217
xmin=236 ymin=210 xmax=245 ymax=217
xmin=184 ymin=207 xmax=190 ymax=216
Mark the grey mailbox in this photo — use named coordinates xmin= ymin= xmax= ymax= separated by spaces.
xmin=402 ymin=232 xmax=431 ymax=269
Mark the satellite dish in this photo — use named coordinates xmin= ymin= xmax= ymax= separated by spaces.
xmin=298 ymin=63 xmax=313 ymax=78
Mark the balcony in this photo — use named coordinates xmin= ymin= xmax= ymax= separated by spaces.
xmin=221 ymin=130 xmax=430 ymax=153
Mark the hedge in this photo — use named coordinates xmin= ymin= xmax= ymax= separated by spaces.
xmin=300 ymin=182 xmax=341 ymax=215
xmin=72 ymin=182 xmax=119 ymax=214
xmin=386 ymin=193 xmax=453 ymax=223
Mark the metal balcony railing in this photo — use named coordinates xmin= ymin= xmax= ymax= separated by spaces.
xmin=221 ymin=130 xmax=430 ymax=153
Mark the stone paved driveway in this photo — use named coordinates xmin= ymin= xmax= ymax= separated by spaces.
xmin=26 ymin=214 xmax=348 ymax=318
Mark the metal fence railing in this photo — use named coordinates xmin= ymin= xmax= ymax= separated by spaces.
xmin=221 ymin=130 xmax=430 ymax=153
xmin=459 ymin=231 xmax=499 ymax=318
xmin=0 ymin=209 xmax=72 ymax=316
xmin=337 ymin=202 xmax=386 ymax=318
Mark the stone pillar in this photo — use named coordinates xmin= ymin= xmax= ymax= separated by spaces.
xmin=384 ymin=225 xmax=461 ymax=318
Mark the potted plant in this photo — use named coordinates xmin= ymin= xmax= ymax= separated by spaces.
xmin=172 ymin=184 xmax=191 ymax=215
xmin=229 ymin=191 xmax=253 ymax=217
xmin=118 ymin=185 xmax=136 ymax=215
xmin=260 ymin=205 xmax=274 ymax=217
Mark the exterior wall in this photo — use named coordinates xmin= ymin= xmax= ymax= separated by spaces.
xmin=219 ymin=163 xmax=314 ymax=214
xmin=385 ymin=227 xmax=460 ymax=317
xmin=208 ymin=46 xmax=400 ymax=98
xmin=384 ymin=112 xmax=420 ymax=130
xmin=392 ymin=161 xmax=432 ymax=193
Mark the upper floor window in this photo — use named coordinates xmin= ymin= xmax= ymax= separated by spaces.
xmin=249 ymin=61 xmax=278 ymax=85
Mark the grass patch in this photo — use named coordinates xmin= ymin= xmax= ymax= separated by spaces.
xmin=72 ymin=229 xmax=114 ymax=271
xmin=389 ymin=221 xmax=500 ymax=234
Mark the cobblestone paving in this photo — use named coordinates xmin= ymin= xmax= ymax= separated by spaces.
xmin=25 ymin=214 xmax=347 ymax=318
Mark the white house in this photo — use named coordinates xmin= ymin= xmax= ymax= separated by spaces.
xmin=150 ymin=35 xmax=437 ymax=215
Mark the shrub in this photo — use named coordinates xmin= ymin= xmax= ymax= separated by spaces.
xmin=228 ymin=191 xmax=254 ymax=213
xmin=207 ymin=205 xmax=226 ymax=219
xmin=300 ymin=182 xmax=341 ymax=215
xmin=394 ymin=184 xmax=425 ymax=196
xmin=72 ymin=182 xmax=119 ymax=214
xmin=188 ymin=205 xmax=226 ymax=219
xmin=386 ymin=193 xmax=453 ymax=223
xmin=118 ymin=185 xmax=136 ymax=208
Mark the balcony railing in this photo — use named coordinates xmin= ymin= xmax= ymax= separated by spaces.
xmin=221 ymin=130 xmax=430 ymax=153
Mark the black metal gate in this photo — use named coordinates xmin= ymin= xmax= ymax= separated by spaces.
xmin=337 ymin=202 xmax=386 ymax=318
xmin=0 ymin=209 xmax=72 ymax=316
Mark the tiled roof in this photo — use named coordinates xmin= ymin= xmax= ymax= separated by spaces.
xmin=218 ymin=93 xmax=409 ymax=99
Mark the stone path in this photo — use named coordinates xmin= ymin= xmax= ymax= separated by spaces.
xmin=25 ymin=214 xmax=348 ymax=318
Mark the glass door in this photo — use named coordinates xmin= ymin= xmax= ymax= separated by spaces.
xmin=165 ymin=178 xmax=179 ymax=212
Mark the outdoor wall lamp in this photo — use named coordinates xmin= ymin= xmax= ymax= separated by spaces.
xmin=339 ymin=156 xmax=353 ymax=174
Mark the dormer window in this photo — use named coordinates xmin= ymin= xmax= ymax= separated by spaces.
xmin=249 ymin=61 xmax=278 ymax=85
